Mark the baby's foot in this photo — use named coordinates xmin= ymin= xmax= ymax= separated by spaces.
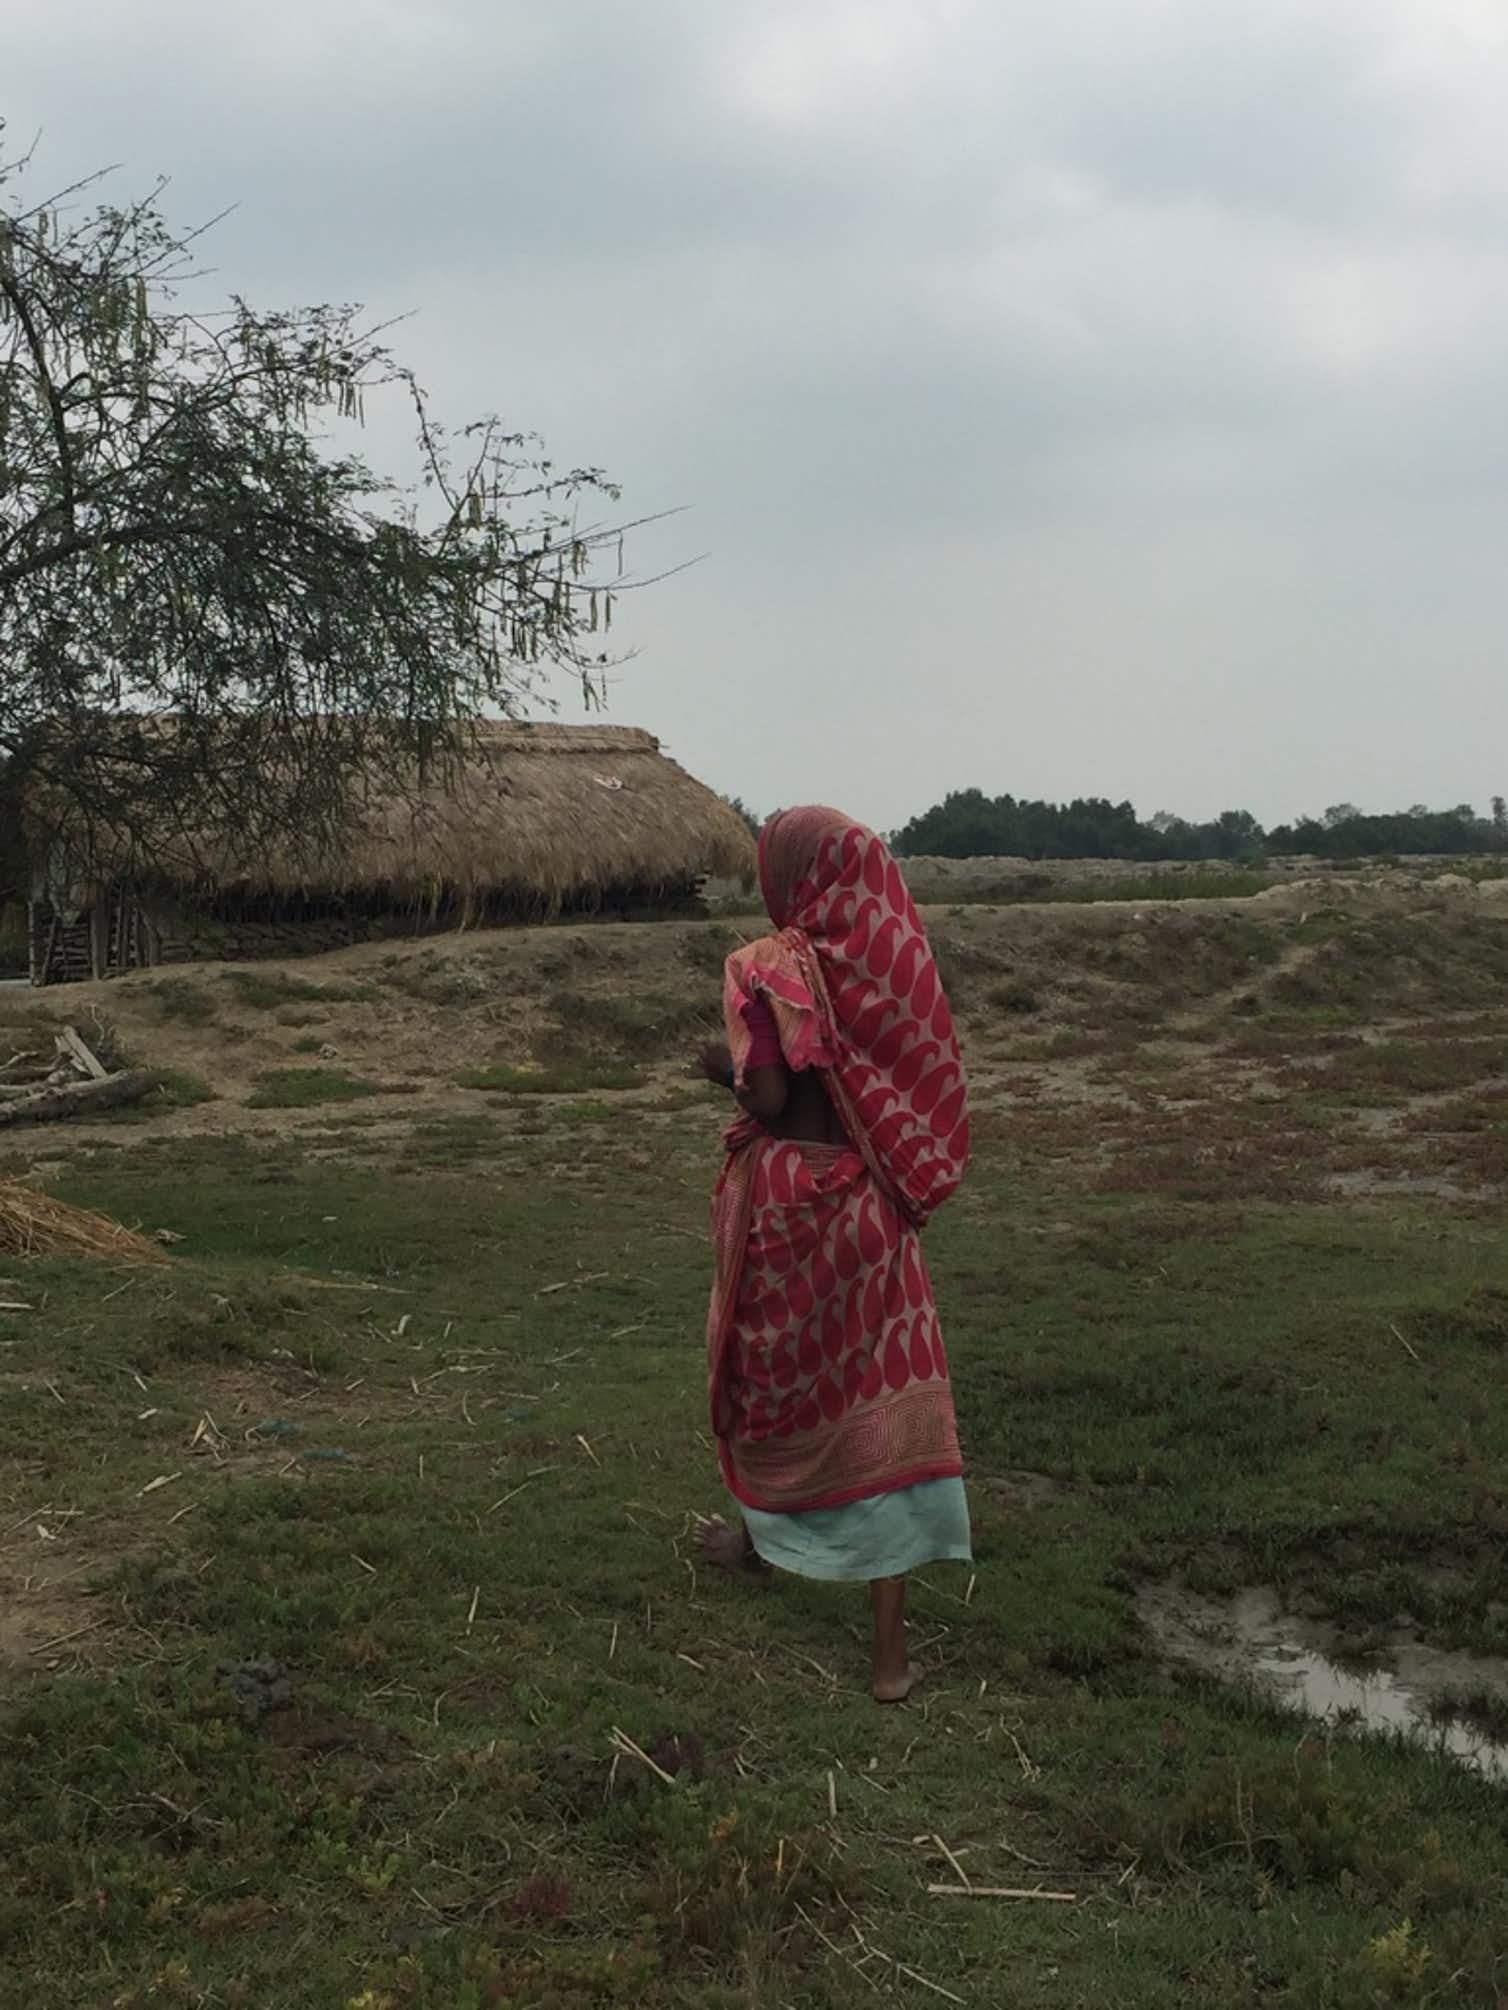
xmin=696 ymin=1517 xmax=773 ymax=1584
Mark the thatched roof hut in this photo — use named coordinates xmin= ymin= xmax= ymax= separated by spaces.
xmin=25 ymin=722 xmax=755 ymax=984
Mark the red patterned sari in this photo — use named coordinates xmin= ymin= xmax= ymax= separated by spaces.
xmin=706 ymin=809 xmax=970 ymax=1515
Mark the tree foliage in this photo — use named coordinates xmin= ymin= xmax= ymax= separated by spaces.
xmin=1265 ymin=805 xmax=1494 ymax=858
xmin=892 ymin=789 xmax=1504 ymax=862
xmin=0 ymin=128 xmax=640 ymax=886
xmin=891 ymin=790 xmax=1266 ymax=861
xmin=721 ymin=796 xmax=763 ymax=840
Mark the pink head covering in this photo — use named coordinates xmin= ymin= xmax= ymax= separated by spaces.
xmin=724 ymin=807 xmax=969 ymax=1224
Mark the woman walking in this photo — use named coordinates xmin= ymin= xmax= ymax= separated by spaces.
xmin=699 ymin=807 xmax=972 ymax=1701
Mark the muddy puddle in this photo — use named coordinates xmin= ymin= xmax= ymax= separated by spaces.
xmin=1140 ymin=1584 xmax=1508 ymax=1784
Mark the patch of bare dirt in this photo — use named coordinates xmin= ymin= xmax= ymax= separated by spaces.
xmin=0 ymin=1538 xmax=114 ymax=1676
xmin=985 ymin=1470 xmax=1080 ymax=1511
xmin=0 ymin=1363 xmax=57 ymax=1393
xmin=1323 ymin=1169 xmax=1487 ymax=1202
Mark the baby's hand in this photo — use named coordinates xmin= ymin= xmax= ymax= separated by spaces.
xmin=698 ymin=1041 xmax=734 ymax=1087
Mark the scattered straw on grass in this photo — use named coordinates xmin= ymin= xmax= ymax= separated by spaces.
xmin=932 ymin=1834 xmax=973 ymax=1891
xmin=926 ymin=1884 xmax=1078 ymax=1903
xmin=0 ymin=1180 xmax=167 ymax=1264
xmin=608 ymin=1726 xmax=678 ymax=1787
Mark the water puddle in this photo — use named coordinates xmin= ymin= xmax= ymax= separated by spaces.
xmin=1140 ymin=1583 xmax=1508 ymax=1785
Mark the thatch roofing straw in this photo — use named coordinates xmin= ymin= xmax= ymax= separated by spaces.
xmin=35 ymin=722 xmax=756 ymax=909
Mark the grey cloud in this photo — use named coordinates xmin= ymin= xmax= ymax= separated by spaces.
xmin=8 ymin=0 xmax=1508 ymax=828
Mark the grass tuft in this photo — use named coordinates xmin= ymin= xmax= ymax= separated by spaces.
xmin=144 ymin=977 xmax=217 ymax=1024
xmin=458 ymin=1061 xmax=644 ymax=1095
xmin=245 ymin=1068 xmax=388 ymax=1108
xmin=223 ymin=969 xmax=377 ymax=1010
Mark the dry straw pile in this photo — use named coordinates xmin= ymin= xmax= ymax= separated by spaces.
xmin=0 ymin=1180 xmax=166 ymax=1263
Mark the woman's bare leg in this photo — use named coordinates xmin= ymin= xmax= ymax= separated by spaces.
xmin=870 ymin=1576 xmax=919 ymax=1702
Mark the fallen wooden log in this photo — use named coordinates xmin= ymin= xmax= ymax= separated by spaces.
xmin=58 ymin=1025 xmax=110 ymax=1081
xmin=0 ymin=1070 xmax=160 ymax=1129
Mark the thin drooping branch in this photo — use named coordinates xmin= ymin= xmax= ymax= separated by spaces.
xmin=0 ymin=258 xmax=79 ymax=534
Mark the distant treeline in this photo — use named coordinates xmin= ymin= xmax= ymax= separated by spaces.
xmin=889 ymin=791 xmax=1508 ymax=862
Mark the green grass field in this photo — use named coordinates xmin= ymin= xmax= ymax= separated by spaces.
xmin=4 ymin=897 xmax=1508 ymax=2006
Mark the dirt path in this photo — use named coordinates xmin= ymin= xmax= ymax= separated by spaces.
xmin=1172 ymin=933 xmax=1329 ymax=1032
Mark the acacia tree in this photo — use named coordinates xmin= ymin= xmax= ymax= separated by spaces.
xmin=0 ymin=128 xmax=642 ymax=889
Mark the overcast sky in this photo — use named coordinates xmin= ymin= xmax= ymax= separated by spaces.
xmin=10 ymin=1 xmax=1508 ymax=831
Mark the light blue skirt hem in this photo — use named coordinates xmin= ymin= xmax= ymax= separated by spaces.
xmin=741 ymin=1475 xmax=972 ymax=1584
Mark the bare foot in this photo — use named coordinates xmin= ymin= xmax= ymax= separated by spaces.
xmin=872 ymin=1663 xmax=923 ymax=1705
xmin=696 ymin=1517 xmax=773 ymax=1584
